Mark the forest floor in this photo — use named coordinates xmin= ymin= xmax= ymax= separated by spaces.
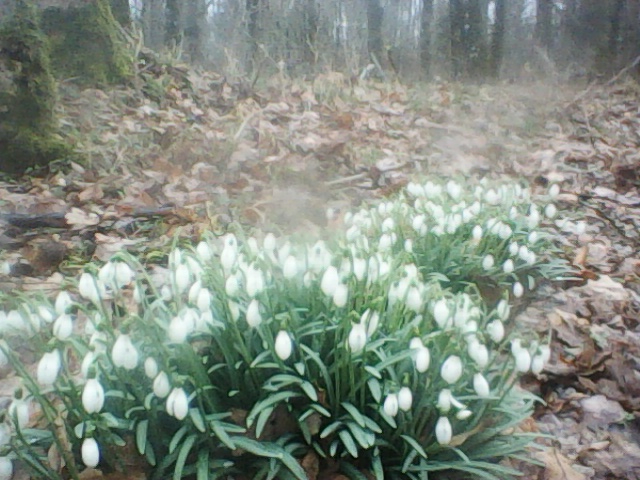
xmin=1 ymin=63 xmax=640 ymax=480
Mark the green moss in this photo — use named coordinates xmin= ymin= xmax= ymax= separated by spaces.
xmin=0 ymin=128 xmax=70 ymax=174
xmin=41 ymin=0 xmax=132 ymax=86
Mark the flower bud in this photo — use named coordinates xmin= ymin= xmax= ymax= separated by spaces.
xmin=513 ymin=282 xmax=524 ymax=298
xmin=225 ymin=274 xmax=240 ymax=297
xmin=153 ymin=371 xmax=171 ymax=398
xmin=456 ymin=409 xmax=473 ymax=420
xmin=468 ymin=340 xmax=489 ymax=368
xmin=435 ymin=416 xmax=452 ymax=445
xmin=78 ymin=273 xmax=104 ymax=304
xmin=53 ymin=314 xmax=73 ymax=340
xmin=9 ymin=399 xmax=29 ymax=429
xmin=433 ymin=299 xmax=450 ymax=328
xmin=473 ymin=373 xmax=490 ymax=398
xmin=246 ymin=299 xmax=262 ymax=328
xmin=383 ymin=394 xmax=399 ymax=417
xmin=414 ymin=347 xmax=430 ymax=373
xmin=513 ymin=348 xmax=531 ymax=372
xmin=37 ymin=350 xmax=61 ymax=386
xmin=196 ymin=288 xmax=212 ymax=312
xmin=196 ymin=241 xmax=212 ymax=262
xmin=320 ymin=266 xmax=339 ymax=297
xmin=482 ymin=255 xmax=494 ymax=271
xmin=82 ymin=438 xmax=100 ymax=468
xmin=81 ymin=352 xmax=95 ymax=378
xmin=245 ymin=264 xmax=265 ymax=297
xmin=275 ymin=331 xmax=293 ymax=361
xmin=409 ymin=337 xmax=424 ymax=349
xmin=333 ymin=284 xmax=349 ymax=308
xmin=114 ymin=261 xmax=134 ymax=288
xmin=111 ymin=334 xmax=138 ymax=370
xmin=545 ymin=204 xmax=557 ymax=219
xmin=353 ymin=257 xmax=366 ymax=281
xmin=503 ymin=259 xmax=514 ymax=274
xmin=509 ymin=242 xmax=519 ymax=256
xmin=348 ymin=323 xmax=367 ymax=354
xmin=175 ymin=264 xmax=192 ymax=293
xmin=82 ymin=379 xmax=105 ymax=414
xmin=283 ymin=256 xmax=298 ymax=279
xmin=548 ymin=184 xmax=560 ymax=198
xmin=398 ymin=387 xmax=413 ymax=411
xmin=144 ymin=358 xmax=159 ymax=379
xmin=263 ymin=233 xmax=276 ymax=251
xmin=531 ymin=354 xmax=545 ymax=374
xmin=440 ymin=355 xmax=463 ymax=384
xmin=166 ymin=387 xmax=189 ymax=420
xmin=55 ymin=291 xmax=73 ymax=315
xmin=486 ymin=320 xmax=505 ymax=343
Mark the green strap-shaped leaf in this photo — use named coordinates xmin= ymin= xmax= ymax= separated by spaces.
xmin=173 ymin=434 xmax=197 ymax=480
xmin=246 ymin=391 xmax=300 ymax=427
xmin=136 ymin=419 xmax=148 ymax=455
xmin=342 ymin=402 xmax=366 ymax=428
xmin=400 ymin=435 xmax=427 ymax=459
xmin=230 ymin=436 xmax=307 ymax=480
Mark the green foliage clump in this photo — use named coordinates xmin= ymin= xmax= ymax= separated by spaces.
xmin=0 ymin=179 xmax=574 ymax=480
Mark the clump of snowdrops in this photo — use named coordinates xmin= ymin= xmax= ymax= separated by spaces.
xmin=0 ymin=179 xmax=574 ymax=480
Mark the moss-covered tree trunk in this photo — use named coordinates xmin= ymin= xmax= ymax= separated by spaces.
xmin=40 ymin=0 xmax=131 ymax=85
xmin=0 ymin=0 xmax=69 ymax=174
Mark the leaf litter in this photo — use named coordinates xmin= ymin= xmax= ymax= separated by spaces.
xmin=1 ymin=61 xmax=640 ymax=479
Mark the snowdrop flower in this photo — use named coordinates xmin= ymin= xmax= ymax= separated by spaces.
xmin=548 ymin=184 xmax=560 ymax=198
xmin=153 ymin=371 xmax=171 ymax=398
xmin=433 ymin=299 xmax=451 ymax=328
xmin=78 ymin=273 xmax=104 ymax=304
xmin=133 ymin=283 xmax=145 ymax=304
xmin=37 ymin=305 xmax=55 ymax=324
xmin=174 ymin=264 xmax=192 ymax=293
xmin=503 ymin=259 xmax=514 ymax=274
xmin=37 ymin=350 xmax=61 ymax=386
xmin=508 ymin=242 xmax=519 ymax=256
xmin=220 ymin=236 xmax=238 ymax=272
xmin=263 ymin=233 xmax=276 ymax=252
xmin=467 ymin=339 xmax=489 ymax=368
xmin=9 ymin=399 xmax=29 ymax=429
xmin=228 ymin=301 xmax=240 ymax=322
xmin=383 ymin=394 xmax=399 ymax=417
xmin=320 ymin=266 xmax=339 ymax=297
xmin=53 ymin=314 xmax=73 ymax=340
xmin=405 ymin=286 xmax=422 ymax=312
xmin=188 ymin=280 xmax=202 ymax=304
xmin=473 ymin=373 xmax=491 ymax=398
xmin=55 ymin=291 xmax=73 ymax=315
xmin=0 ymin=457 xmax=12 ymax=480
xmin=196 ymin=288 xmax=212 ymax=311
xmin=114 ymin=261 xmax=134 ymax=287
xmin=82 ymin=438 xmax=100 ymax=468
xmin=545 ymin=204 xmax=557 ymax=219
xmin=348 ymin=322 xmax=367 ymax=354
xmin=381 ymin=217 xmax=395 ymax=232
xmin=409 ymin=337 xmax=424 ymax=349
xmin=378 ymin=233 xmax=393 ymax=251
xmin=412 ymin=214 xmax=426 ymax=233
xmin=353 ymin=257 xmax=366 ymax=281
xmin=526 ymin=251 xmax=536 ymax=265
xmin=457 ymin=409 xmax=473 ymax=420
xmin=531 ymin=345 xmax=551 ymax=374
xmin=82 ymin=379 xmax=105 ymax=414
xmin=196 ymin=241 xmax=212 ymax=262
xmin=482 ymin=255 xmax=494 ymax=271
xmin=404 ymin=239 xmax=413 ymax=253
xmin=472 ymin=225 xmax=482 ymax=242
xmin=527 ymin=209 xmax=540 ymax=229
xmin=168 ymin=314 xmax=192 ymax=344
xmin=486 ymin=320 xmax=505 ymax=342
xmin=166 ymin=387 xmax=189 ymax=420
xmin=333 ymin=284 xmax=349 ymax=308
xmin=81 ymin=352 xmax=95 ymax=378
xmin=447 ymin=180 xmax=462 ymax=200
xmin=144 ymin=357 xmax=159 ymax=379
xmin=398 ymin=387 xmax=413 ymax=411
xmin=441 ymin=355 xmax=463 ymax=384
xmin=513 ymin=282 xmax=524 ymax=298
xmin=414 ymin=346 xmax=431 ymax=372
xmin=161 ymin=285 xmax=173 ymax=302
xmin=283 ymin=256 xmax=298 ymax=279
xmin=275 ymin=331 xmax=293 ymax=361
xmin=111 ymin=334 xmax=138 ymax=370
xmin=496 ymin=299 xmax=510 ymax=320
xmin=435 ymin=416 xmax=453 ymax=445
xmin=245 ymin=264 xmax=265 ymax=297
xmin=361 ymin=309 xmax=380 ymax=337
xmin=246 ymin=299 xmax=262 ymax=328
xmin=225 ymin=274 xmax=240 ymax=296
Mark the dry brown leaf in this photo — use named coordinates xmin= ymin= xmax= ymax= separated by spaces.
xmin=535 ymin=448 xmax=587 ymax=480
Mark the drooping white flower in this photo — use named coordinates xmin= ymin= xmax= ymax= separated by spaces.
xmin=467 ymin=339 xmax=489 ymax=368
xmin=111 ymin=334 xmax=138 ymax=370
xmin=409 ymin=337 xmax=424 ymax=349
xmin=404 ymin=239 xmax=413 ymax=253
xmin=82 ymin=379 xmax=105 ymax=414
xmin=482 ymin=255 xmax=494 ymax=271
xmin=246 ymin=299 xmax=262 ymax=328
xmin=473 ymin=373 xmax=491 ymax=398
xmin=503 ymin=259 xmax=514 ymax=274
xmin=441 ymin=356 xmax=463 ymax=384
xmin=81 ymin=352 xmax=95 ymax=378
xmin=398 ymin=387 xmax=413 ymax=411
xmin=511 ymin=342 xmax=531 ymax=372
xmin=361 ymin=309 xmax=380 ymax=337
xmin=37 ymin=305 xmax=55 ymax=324
xmin=531 ymin=354 xmax=545 ymax=374
xmin=37 ymin=350 xmax=61 ymax=386
xmin=196 ymin=241 xmax=213 ymax=262
xmin=333 ymin=284 xmax=349 ymax=308
xmin=548 ymin=184 xmax=560 ymax=198
xmin=55 ymin=291 xmax=73 ymax=315
xmin=161 ymin=285 xmax=173 ymax=302
xmin=78 ymin=273 xmax=104 ymax=304
xmin=196 ymin=288 xmax=212 ymax=312
xmin=263 ymin=233 xmax=277 ymax=252
xmin=174 ymin=264 xmax=192 ymax=293
xmin=9 ymin=399 xmax=29 ymax=429
xmin=435 ymin=416 xmax=453 ymax=445
xmin=114 ymin=261 xmax=134 ymax=288
xmin=227 ymin=301 xmax=240 ymax=321
xmin=275 ymin=331 xmax=293 ymax=361
xmin=472 ymin=225 xmax=483 ymax=242
xmin=153 ymin=371 xmax=171 ymax=398
xmin=545 ymin=203 xmax=557 ymax=219
xmin=188 ymin=280 xmax=202 ymax=304
xmin=486 ymin=320 xmax=505 ymax=343
xmin=0 ymin=457 xmax=12 ymax=480
xmin=166 ymin=387 xmax=189 ymax=420
xmin=348 ymin=323 xmax=367 ymax=354
xmin=82 ymin=438 xmax=100 ymax=468
xmin=508 ymin=242 xmax=519 ymax=256
xmin=433 ymin=299 xmax=450 ymax=328
xmin=245 ymin=264 xmax=265 ymax=297
xmin=283 ymin=256 xmax=298 ymax=279
xmin=220 ymin=234 xmax=238 ymax=272
xmin=414 ymin=347 xmax=431 ymax=373
xmin=513 ymin=282 xmax=524 ymax=298
xmin=499 ymin=224 xmax=512 ymax=240
xmin=456 ymin=409 xmax=473 ymax=420
xmin=52 ymin=314 xmax=73 ymax=340
xmin=353 ymin=257 xmax=366 ymax=281
xmin=383 ymin=394 xmax=399 ymax=417
xmin=144 ymin=357 xmax=159 ymax=379
xmin=320 ymin=266 xmax=339 ymax=297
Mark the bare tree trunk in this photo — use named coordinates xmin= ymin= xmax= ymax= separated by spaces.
xmin=449 ymin=0 xmax=464 ymax=78
xmin=490 ymin=0 xmax=506 ymax=78
xmin=184 ymin=0 xmax=207 ymax=63
xmin=246 ymin=0 xmax=260 ymax=61
xmin=419 ymin=0 xmax=433 ymax=77
xmin=142 ymin=0 xmax=165 ymax=51
xmin=535 ymin=0 xmax=553 ymax=50
xmin=366 ymin=0 xmax=384 ymax=64
xmin=165 ymin=0 xmax=182 ymax=49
